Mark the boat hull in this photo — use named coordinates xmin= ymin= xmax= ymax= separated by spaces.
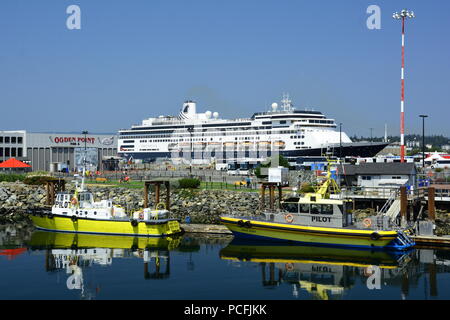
xmin=30 ymin=214 xmax=182 ymax=237
xmin=220 ymin=216 xmax=411 ymax=250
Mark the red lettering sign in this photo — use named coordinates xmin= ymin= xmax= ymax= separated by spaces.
xmin=52 ymin=136 xmax=95 ymax=144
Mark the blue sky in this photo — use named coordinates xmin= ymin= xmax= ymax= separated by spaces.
xmin=1 ymin=0 xmax=449 ymax=138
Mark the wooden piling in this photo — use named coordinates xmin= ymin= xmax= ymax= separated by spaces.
xmin=260 ymin=185 xmax=266 ymax=210
xmin=428 ymin=187 xmax=436 ymax=221
xmin=400 ymin=186 xmax=408 ymax=221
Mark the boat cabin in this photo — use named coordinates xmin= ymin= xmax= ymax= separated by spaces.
xmin=263 ymin=197 xmax=353 ymax=228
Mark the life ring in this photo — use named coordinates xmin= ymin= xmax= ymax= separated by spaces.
xmin=131 ymin=219 xmax=138 ymax=227
xmin=285 ymin=263 xmax=294 ymax=271
xmin=363 ymin=218 xmax=372 ymax=228
xmin=285 ymin=214 xmax=294 ymax=224
xmin=71 ymin=197 xmax=78 ymax=205
xmin=370 ymin=232 xmax=381 ymax=241
xmin=71 ymin=215 xmax=78 ymax=222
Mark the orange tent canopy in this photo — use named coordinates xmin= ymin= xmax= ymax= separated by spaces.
xmin=0 ymin=157 xmax=31 ymax=168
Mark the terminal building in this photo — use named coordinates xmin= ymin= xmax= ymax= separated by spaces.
xmin=0 ymin=130 xmax=119 ymax=172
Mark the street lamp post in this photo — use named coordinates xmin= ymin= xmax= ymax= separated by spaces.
xmin=393 ymin=9 xmax=415 ymax=163
xmin=82 ymin=130 xmax=88 ymax=173
xmin=339 ymin=123 xmax=342 ymax=160
xmin=419 ymin=115 xmax=428 ymax=170
xmin=187 ymin=127 xmax=193 ymax=176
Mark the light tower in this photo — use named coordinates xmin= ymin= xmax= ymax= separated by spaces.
xmin=393 ymin=9 xmax=415 ymax=162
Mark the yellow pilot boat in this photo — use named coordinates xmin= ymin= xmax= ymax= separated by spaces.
xmin=221 ymin=161 xmax=415 ymax=251
xmin=29 ymin=173 xmax=182 ymax=237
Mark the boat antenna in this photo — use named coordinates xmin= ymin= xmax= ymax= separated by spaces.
xmin=281 ymin=93 xmax=294 ymax=112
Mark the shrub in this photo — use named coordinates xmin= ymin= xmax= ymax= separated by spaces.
xmin=178 ymin=178 xmax=201 ymax=189
xmin=0 ymin=173 xmax=26 ymax=182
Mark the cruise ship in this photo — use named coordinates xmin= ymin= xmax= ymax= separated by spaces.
xmin=118 ymin=95 xmax=388 ymax=167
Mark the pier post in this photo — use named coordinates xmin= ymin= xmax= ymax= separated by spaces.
xmin=165 ymin=181 xmax=170 ymax=210
xmin=260 ymin=185 xmax=266 ymax=210
xmin=155 ymin=183 xmax=160 ymax=204
xmin=278 ymin=185 xmax=282 ymax=209
xmin=144 ymin=182 xmax=149 ymax=208
xmin=400 ymin=186 xmax=408 ymax=224
xmin=269 ymin=186 xmax=275 ymax=210
xmin=428 ymin=187 xmax=436 ymax=221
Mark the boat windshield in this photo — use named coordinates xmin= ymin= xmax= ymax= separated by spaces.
xmin=78 ymin=193 xmax=93 ymax=202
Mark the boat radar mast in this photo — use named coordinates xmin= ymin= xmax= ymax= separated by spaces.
xmin=280 ymin=93 xmax=295 ymax=112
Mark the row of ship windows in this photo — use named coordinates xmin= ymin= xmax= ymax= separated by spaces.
xmin=0 ymin=136 xmax=23 ymax=144
xmin=122 ymin=129 xmax=305 ymax=138
xmin=126 ymin=135 xmax=295 ymax=144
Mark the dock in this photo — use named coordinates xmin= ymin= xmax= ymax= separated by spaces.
xmin=181 ymin=224 xmax=232 ymax=234
xmin=412 ymin=235 xmax=450 ymax=248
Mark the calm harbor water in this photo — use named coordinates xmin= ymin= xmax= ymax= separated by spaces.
xmin=1 ymin=225 xmax=449 ymax=300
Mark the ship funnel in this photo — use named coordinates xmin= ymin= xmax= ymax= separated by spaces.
xmin=180 ymin=100 xmax=197 ymax=119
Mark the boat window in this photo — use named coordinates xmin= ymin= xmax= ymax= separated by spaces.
xmin=311 ymin=204 xmax=320 ymax=214
xmin=321 ymin=204 xmax=333 ymax=215
xmin=282 ymin=203 xmax=298 ymax=213
xmin=300 ymin=204 xmax=310 ymax=214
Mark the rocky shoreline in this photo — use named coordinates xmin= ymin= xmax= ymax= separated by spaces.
xmin=1 ymin=181 xmax=450 ymax=235
xmin=0 ymin=181 xmax=263 ymax=225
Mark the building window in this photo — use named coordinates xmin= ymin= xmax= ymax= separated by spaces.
xmin=11 ymin=137 xmax=16 ymax=144
xmin=11 ymin=148 xmax=16 ymax=157
xmin=0 ymin=137 xmax=3 ymax=143
xmin=0 ymin=148 xmax=3 ymax=157
xmin=5 ymin=137 xmax=10 ymax=143
xmin=17 ymin=148 xmax=23 ymax=157
xmin=17 ymin=137 xmax=23 ymax=144
xmin=5 ymin=148 xmax=10 ymax=157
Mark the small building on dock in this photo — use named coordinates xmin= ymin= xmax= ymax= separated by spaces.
xmin=340 ymin=162 xmax=417 ymax=190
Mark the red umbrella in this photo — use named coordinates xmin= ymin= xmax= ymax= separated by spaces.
xmin=0 ymin=158 xmax=31 ymax=168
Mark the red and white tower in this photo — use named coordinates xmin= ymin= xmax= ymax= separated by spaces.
xmin=393 ymin=9 xmax=415 ymax=163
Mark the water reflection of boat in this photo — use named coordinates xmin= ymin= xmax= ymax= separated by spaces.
xmin=220 ymin=239 xmax=412 ymax=268
xmin=220 ymin=239 xmax=414 ymax=300
xmin=28 ymin=230 xmax=181 ymax=251
xmin=26 ymin=231 xmax=184 ymax=299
